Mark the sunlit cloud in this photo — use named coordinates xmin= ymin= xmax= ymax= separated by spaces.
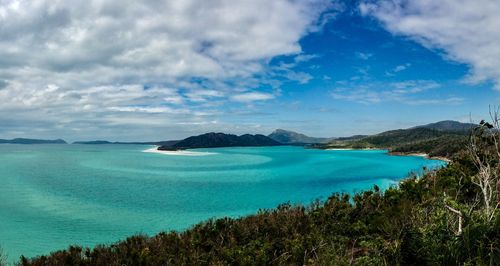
xmin=361 ymin=0 xmax=500 ymax=89
xmin=0 ymin=0 xmax=338 ymax=140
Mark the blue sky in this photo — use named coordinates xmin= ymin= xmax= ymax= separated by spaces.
xmin=257 ymin=3 xmax=495 ymax=137
xmin=0 ymin=0 xmax=499 ymax=141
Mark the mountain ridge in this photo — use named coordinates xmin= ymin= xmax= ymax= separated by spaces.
xmin=268 ymin=129 xmax=333 ymax=144
xmin=73 ymin=140 xmax=180 ymax=146
xmin=0 ymin=138 xmax=67 ymax=144
xmin=413 ymin=120 xmax=476 ymax=132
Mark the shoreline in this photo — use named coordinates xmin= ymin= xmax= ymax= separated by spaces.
xmin=388 ymin=151 xmax=451 ymax=163
xmin=143 ymin=145 xmax=451 ymax=162
xmin=326 ymin=147 xmax=380 ymax=151
xmin=324 ymin=147 xmax=451 ymax=163
xmin=142 ymin=146 xmax=216 ymax=156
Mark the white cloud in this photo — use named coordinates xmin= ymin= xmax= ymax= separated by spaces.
xmin=0 ymin=0 xmax=334 ymax=81
xmin=355 ymin=52 xmax=373 ymax=60
xmin=283 ymin=71 xmax=313 ymax=84
xmin=231 ymin=92 xmax=275 ymax=102
xmin=360 ymin=0 xmax=500 ymax=89
xmin=391 ymin=80 xmax=439 ymax=93
xmin=393 ymin=63 xmax=411 ymax=73
xmin=108 ymin=106 xmax=187 ymax=114
xmin=294 ymin=54 xmax=320 ymax=63
xmin=331 ymin=86 xmax=382 ymax=104
xmin=330 ymin=80 xmax=462 ymax=105
xmin=270 ymin=53 xmax=319 ymax=85
xmin=184 ymin=89 xmax=225 ymax=103
xmin=406 ymin=97 xmax=464 ymax=106
xmin=0 ymin=0 xmax=337 ymax=140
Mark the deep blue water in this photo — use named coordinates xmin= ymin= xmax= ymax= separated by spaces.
xmin=0 ymin=144 xmax=445 ymax=261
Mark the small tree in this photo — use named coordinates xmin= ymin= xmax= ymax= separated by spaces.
xmin=467 ymin=106 xmax=500 ymax=221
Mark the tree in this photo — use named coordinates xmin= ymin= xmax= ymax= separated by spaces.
xmin=467 ymin=106 xmax=500 ymax=221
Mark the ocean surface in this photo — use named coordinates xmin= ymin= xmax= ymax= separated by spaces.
xmin=0 ymin=144 xmax=446 ymax=261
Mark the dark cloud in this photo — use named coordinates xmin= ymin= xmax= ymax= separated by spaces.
xmin=0 ymin=80 xmax=7 ymax=90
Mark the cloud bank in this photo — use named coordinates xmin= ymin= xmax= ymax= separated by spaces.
xmin=0 ymin=0 xmax=335 ymax=140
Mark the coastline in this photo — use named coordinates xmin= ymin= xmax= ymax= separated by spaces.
xmin=142 ymin=146 xmax=216 ymax=156
xmin=324 ymin=147 xmax=451 ymax=163
xmin=389 ymin=151 xmax=452 ymax=163
xmin=326 ymin=147 xmax=379 ymax=151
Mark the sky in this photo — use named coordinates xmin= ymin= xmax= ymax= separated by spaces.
xmin=0 ymin=0 xmax=499 ymax=141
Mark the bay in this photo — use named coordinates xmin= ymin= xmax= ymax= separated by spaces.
xmin=0 ymin=144 xmax=445 ymax=261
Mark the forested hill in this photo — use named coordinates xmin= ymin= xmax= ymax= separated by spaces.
xmin=158 ymin=132 xmax=281 ymax=150
xmin=319 ymin=121 xmax=474 ymax=158
xmin=414 ymin=120 xmax=476 ymax=132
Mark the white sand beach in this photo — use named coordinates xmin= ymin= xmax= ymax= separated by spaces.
xmin=326 ymin=148 xmax=379 ymax=151
xmin=389 ymin=152 xmax=452 ymax=163
xmin=143 ymin=147 xmax=216 ymax=156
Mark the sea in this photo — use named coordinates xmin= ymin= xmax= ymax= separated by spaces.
xmin=0 ymin=144 xmax=446 ymax=261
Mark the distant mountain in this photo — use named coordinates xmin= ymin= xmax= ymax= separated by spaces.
xmin=0 ymin=138 xmax=67 ymax=144
xmin=152 ymin=140 xmax=180 ymax=147
xmin=73 ymin=140 xmax=180 ymax=146
xmin=159 ymin=133 xmax=281 ymax=150
xmin=268 ymin=129 xmax=332 ymax=144
xmin=74 ymin=140 xmax=112 ymax=144
xmin=415 ymin=120 xmax=476 ymax=132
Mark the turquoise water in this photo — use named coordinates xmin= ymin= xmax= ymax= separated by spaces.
xmin=0 ymin=144 xmax=445 ymax=261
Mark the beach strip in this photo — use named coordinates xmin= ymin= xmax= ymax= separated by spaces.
xmin=142 ymin=147 xmax=216 ymax=156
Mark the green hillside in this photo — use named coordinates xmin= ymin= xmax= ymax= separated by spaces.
xmin=319 ymin=124 xmax=470 ymax=158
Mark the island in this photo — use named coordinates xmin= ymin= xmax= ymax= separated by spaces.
xmin=158 ymin=132 xmax=281 ymax=150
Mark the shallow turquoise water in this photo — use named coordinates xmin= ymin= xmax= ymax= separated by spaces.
xmin=0 ymin=144 xmax=445 ymax=261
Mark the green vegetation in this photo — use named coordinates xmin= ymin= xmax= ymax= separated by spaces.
xmin=391 ymin=134 xmax=467 ymax=158
xmin=318 ymin=127 xmax=469 ymax=158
